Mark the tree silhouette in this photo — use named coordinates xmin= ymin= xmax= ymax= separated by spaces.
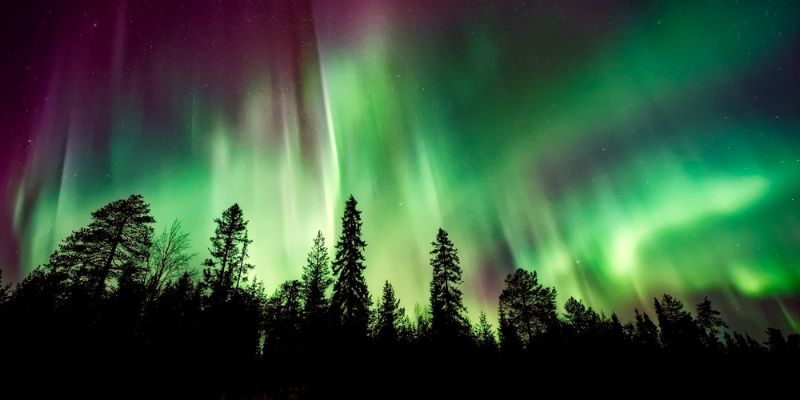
xmin=654 ymin=294 xmax=701 ymax=351
xmin=563 ymin=296 xmax=601 ymax=338
xmin=144 ymin=271 xmax=202 ymax=373
xmin=633 ymin=308 xmax=660 ymax=349
xmin=46 ymin=194 xmax=155 ymax=298
xmin=203 ymin=204 xmax=248 ymax=300
xmin=232 ymin=231 xmax=254 ymax=290
xmin=3 ymin=192 xmax=799 ymax=397
xmin=102 ymin=261 xmax=148 ymax=366
xmin=604 ymin=312 xmax=627 ymax=349
xmin=264 ymin=280 xmax=304 ymax=356
xmin=223 ymin=278 xmax=265 ymax=392
xmin=498 ymin=268 xmax=557 ymax=349
xmin=330 ymin=195 xmax=371 ymax=338
xmin=301 ymin=231 xmax=332 ymax=328
xmin=498 ymin=314 xmax=523 ymax=353
xmin=0 ymin=268 xmax=10 ymax=306
xmin=412 ymin=305 xmax=433 ymax=345
xmin=723 ymin=332 xmax=737 ymax=353
xmin=429 ymin=228 xmax=469 ymax=342
xmin=146 ymin=220 xmax=195 ymax=298
xmin=374 ymin=281 xmax=404 ymax=345
xmin=695 ymin=296 xmax=727 ymax=350
xmin=474 ymin=311 xmax=497 ymax=352
xmin=765 ymin=327 xmax=787 ymax=353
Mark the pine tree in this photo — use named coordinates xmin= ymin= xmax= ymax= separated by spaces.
xmin=695 ymin=296 xmax=727 ymax=349
xmin=654 ymin=294 xmax=701 ymax=351
xmin=563 ymin=297 xmax=601 ymax=337
xmin=330 ymin=195 xmax=371 ymax=337
xmin=301 ymin=231 xmax=332 ymax=325
xmin=202 ymin=204 xmax=248 ymax=300
xmin=429 ymin=228 xmax=469 ymax=342
xmin=45 ymin=194 xmax=155 ymax=298
xmin=374 ymin=281 xmax=404 ymax=344
xmin=498 ymin=268 xmax=557 ymax=349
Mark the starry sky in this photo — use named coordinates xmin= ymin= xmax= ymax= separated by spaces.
xmin=1 ymin=0 xmax=799 ymax=333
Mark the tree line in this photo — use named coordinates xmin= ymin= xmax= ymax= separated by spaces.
xmin=0 ymin=194 xmax=797 ymax=396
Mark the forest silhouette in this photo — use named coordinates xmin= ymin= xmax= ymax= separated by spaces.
xmin=1 ymin=194 xmax=797 ymax=398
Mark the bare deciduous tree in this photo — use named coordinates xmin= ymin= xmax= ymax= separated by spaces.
xmin=147 ymin=220 xmax=195 ymax=295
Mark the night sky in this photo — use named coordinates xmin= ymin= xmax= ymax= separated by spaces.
xmin=1 ymin=0 xmax=799 ymax=333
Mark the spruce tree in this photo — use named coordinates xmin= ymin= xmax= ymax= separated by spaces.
xmin=330 ymin=195 xmax=371 ymax=337
xmin=429 ymin=228 xmax=469 ymax=341
xmin=202 ymin=204 xmax=248 ymax=300
xmin=301 ymin=231 xmax=333 ymax=325
xmin=374 ymin=281 xmax=404 ymax=344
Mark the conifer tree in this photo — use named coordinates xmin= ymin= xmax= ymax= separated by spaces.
xmin=264 ymin=280 xmax=303 ymax=355
xmin=202 ymin=204 xmax=248 ymax=300
xmin=330 ymin=195 xmax=371 ymax=337
xmin=695 ymin=296 xmax=727 ymax=349
xmin=633 ymin=308 xmax=660 ymax=349
xmin=605 ymin=312 xmax=626 ymax=347
xmin=474 ymin=311 xmax=497 ymax=351
xmin=301 ymin=231 xmax=332 ymax=324
xmin=232 ymin=231 xmax=253 ymax=290
xmin=429 ymin=228 xmax=469 ymax=341
xmin=499 ymin=314 xmax=523 ymax=353
xmin=498 ymin=268 xmax=557 ymax=348
xmin=563 ymin=297 xmax=601 ymax=337
xmin=374 ymin=281 xmax=404 ymax=344
xmin=46 ymin=194 xmax=155 ymax=298
xmin=654 ymin=294 xmax=701 ymax=350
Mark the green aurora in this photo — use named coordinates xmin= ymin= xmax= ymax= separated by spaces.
xmin=3 ymin=1 xmax=800 ymax=332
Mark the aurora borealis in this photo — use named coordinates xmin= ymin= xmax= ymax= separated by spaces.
xmin=1 ymin=0 xmax=799 ymax=333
